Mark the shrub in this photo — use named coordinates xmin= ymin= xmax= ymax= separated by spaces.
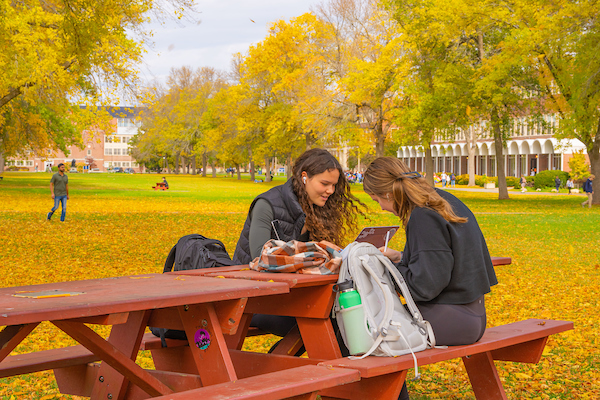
xmin=534 ymin=170 xmax=570 ymax=189
xmin=456 ymin=174 xmax=469 ymax=185
xmin=505 ymin=176 xmax=520 ymax=188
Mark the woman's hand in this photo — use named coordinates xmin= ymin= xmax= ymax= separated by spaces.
xmin=378 ymin=247 xmax=403 ymax=263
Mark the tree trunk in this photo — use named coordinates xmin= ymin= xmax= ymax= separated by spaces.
xmin=425 ymin=146 xmax=434 ymax=187
xmin=174 ymin=153 xmax=180 ymax=174
xmin=468 ymin=146 xmax=476 ymax=187
xmin=236 ymin=163 xmax=241 ymax=180
xmin=286 ymin=154 xmax=292 ymax=180
xmin=305 ymin=130 xmax=314 ymax=151
xmin=375 ymin=121 xmax=385 ymax=158
xmin=248 ymin=147 xmax=255 ymax=182
xmin=191 ymin=155 xmax=196 ymax=175
xmin=0 ymin=150 xmax=4 ymax=173
xmin=492 ymin=109 xmax=509 ymax=200
xmin=210 ymin=160 xmax=216 ymax=178
xmin=591 ymin=115 xmax=600 ymax=204
xmin=202 ymin=152 xmax=207 ymax=177
xmin=265 ymin=156 xmax=271 ymax=182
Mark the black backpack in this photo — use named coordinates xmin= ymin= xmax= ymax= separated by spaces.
xmin=151 ymin=234 xmax=236 ymax=345
xmin=163 ymin=234 xmax=235 ymax=273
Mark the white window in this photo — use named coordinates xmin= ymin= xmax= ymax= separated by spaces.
xmin=104 ymin=162 xmax=110 ymax=167
xmin=87 ymin=149 xmax=92 ymax=155
xmin=132 ymin=162 xmax=139 ymax=167
xmin=105 ymin=136 xmax=112 ymax=143
xmin=114 ymin=148 xmax=121 ymax=155
xmin=122 ymin=162 xmax=130 ymax=167
xmin=114 ymin=162 xmax=121 ymax=167
xmin=26 ymin=161 xmax=33 ymax=166
xmin=17 ymin=160 xmax=24 ymax=166
xmin=105 ymin=148 xmax=112 ymax=155
xmin=122 ymin=136 xmax=129 ymax=143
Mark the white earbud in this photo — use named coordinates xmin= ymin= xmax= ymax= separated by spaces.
xmin=303 ymin=176 xmax=307 ymax=184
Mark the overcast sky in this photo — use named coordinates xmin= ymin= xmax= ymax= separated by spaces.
xmin=139 ymin=0 xmax=320 ymax=84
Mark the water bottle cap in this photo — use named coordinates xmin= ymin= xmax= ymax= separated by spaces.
xmin=337 ymin=280 xmax=354 ymax=292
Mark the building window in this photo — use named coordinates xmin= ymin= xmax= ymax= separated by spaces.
xmin=114 ymin=148 xmax=121 ymax=155
xmin=508 ymin=155 xmax=516 ymax=177
xmin=123 ymin=162 xmax=130 ymax=167
xmin=87 ymin=149 xmax=92 ymax=155
xmin=105 ymin=148 xmax=112 ymax=155
xmin=122 ymin=136 xmax=129 ymax=143
xmin=105 ymin=136 xmax=112 ymax=143
xmin=552 ymin=154 xmax=561 ymax=170
xmin=26 ymin=161 xmax=33 ymax=166
xmin=17 ymin=160 xmax=24 ymax=166
xmin=132 ymin=162 xmax=139 ymax=167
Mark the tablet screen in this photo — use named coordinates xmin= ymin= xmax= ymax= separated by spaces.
xmin=355 ymin=226 xmax=400 ymax=248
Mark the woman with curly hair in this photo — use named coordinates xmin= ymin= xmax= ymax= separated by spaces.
xmin=363 ymin=157 xmax=498 ymax=399
xmin=233 ymin=148 xmax=365 ymax=336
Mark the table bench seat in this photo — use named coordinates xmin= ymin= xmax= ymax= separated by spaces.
xmin=149 ymin=364 xmax=360 ymax=400
xmin=317 ymin=319 xmax=573 ymax=400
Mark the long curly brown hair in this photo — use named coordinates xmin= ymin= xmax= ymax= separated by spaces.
xmin=292 ymin=148 xmax=365 ymax=246
xmin=363 ymin=157 xmax=467 ymax=228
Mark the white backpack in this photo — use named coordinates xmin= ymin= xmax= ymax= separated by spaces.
xmin=334 ymin=242 xmax=435 ymax=377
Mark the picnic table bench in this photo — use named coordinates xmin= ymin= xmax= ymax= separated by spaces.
xmin=152 ymin=182 xmax=168 ymax=190
xmin=317 ymin=319 xmax=573 ymax=400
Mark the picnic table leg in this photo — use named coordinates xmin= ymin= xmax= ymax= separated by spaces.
xmin=462 ymin=352 xmax=508 ymax=400
xmin=178 ymin=303 xmax=238 ymax=386
xmin=53 ymin=311 xmax=173 ymax=400
xmin=296 ymin=317 xmax=342 ymax=360
xmin=0 ymin=324 xmax=39 ymax=362
xmin=224 ymin=313 xmax=252 ymax=350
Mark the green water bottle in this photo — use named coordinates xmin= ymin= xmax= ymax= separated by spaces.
xmin=337 ymin=280 xmax=372 ymax=355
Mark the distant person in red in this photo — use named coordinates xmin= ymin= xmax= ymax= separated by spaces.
xmin=47 ymin=163 xmax=69 ymax=222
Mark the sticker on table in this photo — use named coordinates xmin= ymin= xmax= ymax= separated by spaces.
xmin=13 ymin=290 xmax=84 ymax=299
xmin=194 ymin=329 xmax=211 ymax=350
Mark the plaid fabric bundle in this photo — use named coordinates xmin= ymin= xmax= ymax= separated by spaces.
xmin=249 ymin=239 xmax=343 ymax=275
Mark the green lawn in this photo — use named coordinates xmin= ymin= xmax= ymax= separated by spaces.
xmin=0 ymin=171 xmax=598 ymax=399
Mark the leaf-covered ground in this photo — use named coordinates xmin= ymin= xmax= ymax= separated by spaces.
xmin=0 ymin=172 xmax=598 ymax=399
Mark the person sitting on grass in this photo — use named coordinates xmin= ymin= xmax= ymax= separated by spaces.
xmin=363 ymin=157 xmax=498 ymax=400
xmin=233 ymin=148 xmax=366 ymax=337
xmin=162 ymin=177 xmax=169 ymax=189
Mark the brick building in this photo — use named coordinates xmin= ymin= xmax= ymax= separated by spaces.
xmin=6 ymin=107 xmax=143 ymax=173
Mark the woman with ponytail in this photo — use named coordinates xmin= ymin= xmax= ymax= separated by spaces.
xmin=363 ymin=157 xmax=497 ymax=345
xmin=364 ymin=157 xmax=498 ymax=399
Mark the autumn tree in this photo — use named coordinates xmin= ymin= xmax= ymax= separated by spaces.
xmin=0 ymin=0 xmax=198 ymax=170
xmin=525 ymin=0 xmax=600 ymax=204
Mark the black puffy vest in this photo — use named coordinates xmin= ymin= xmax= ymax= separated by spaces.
xmin=233 ymin=180 xmax=306 ymax=264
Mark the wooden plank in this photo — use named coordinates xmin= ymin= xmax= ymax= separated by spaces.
xmin=245 ymin=285 xmax=335 ymax=319
xmin=65 ymin=312 xmax=130 ymax=325
xmin=148 ymin=298 xmax=248 ymax=335
xmin=0 ymin=274 xmax=288 ymax=326
xmin=269 ymin=325 xmax=304 ymax=357
xmin=297 ymin=317 xmax=342 ymax=360
xmin=52 ymin=319 xmax=173 ymax=398
xmin=0 ymin=324 xmax=39 ymax=362
xmin=318 ymin=319 xmax=573 ymax=378
xmin=320 ymin=371 xmax=407 ymax=400
xmin=90 ymin=310 xmax=151 ymax=400
xmin=148 ymin=365 xmax=360 ymax=400
xmin=491 ymin=257 xmax=512 ymax=266
xmin=463 ymin=352 xmax=508 ymax=400
xmin=178 ymin=303 xmax=238 ymax=385
xmin=172 ymin=269 xmax=339 ymax=288
xmin=0 ymin=346 xmax=98 ymax=378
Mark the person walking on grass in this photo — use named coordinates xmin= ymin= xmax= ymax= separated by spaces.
xmin=581 ymin=175 xmax=594 ymax=208
xmin=47 ymin=163 xmax=69 ymax=222
xmin=555 ymin=176 xmax=561 ymax=192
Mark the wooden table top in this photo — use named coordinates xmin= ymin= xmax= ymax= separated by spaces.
xmin=0 ymin=274 xmax=289 ymax=326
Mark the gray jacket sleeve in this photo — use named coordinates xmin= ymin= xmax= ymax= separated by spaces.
xmin=248 ymin=199 xmax=274 ymax=260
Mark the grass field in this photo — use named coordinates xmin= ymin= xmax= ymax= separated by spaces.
xmin=0 ymin=171 xmax=598 ymax=399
